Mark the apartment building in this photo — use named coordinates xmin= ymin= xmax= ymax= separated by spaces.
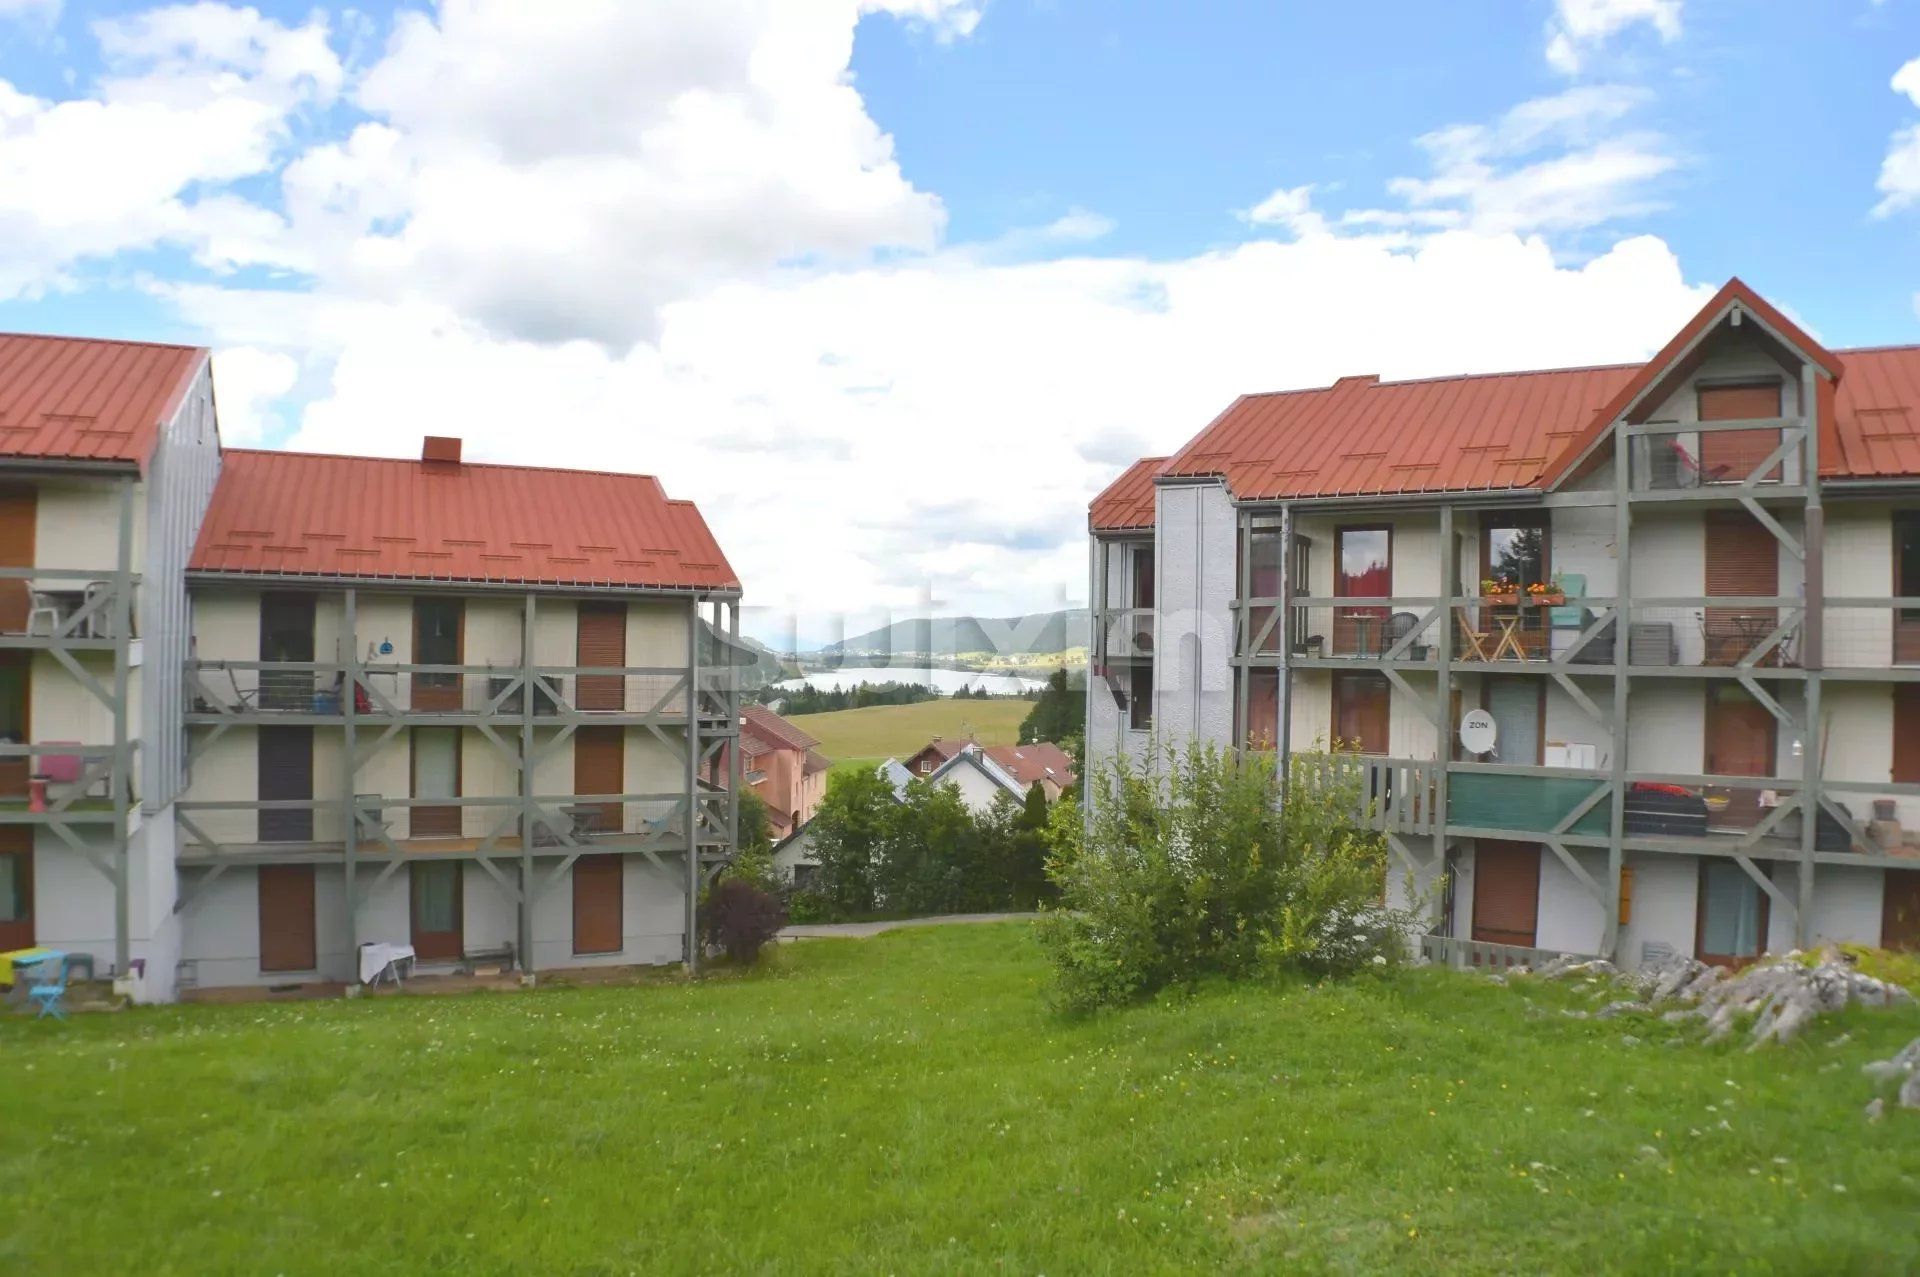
xmin=0 ymin=332 xmax=744 ymax=1000
xmin=0 ymin=333 xmax=218 ymax=1003
xmin=1088 ymin=279 xmax=1920 ymax=969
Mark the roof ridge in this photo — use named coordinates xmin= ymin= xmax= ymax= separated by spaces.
xmin=1234 ymin=359 xmax=1642 ymax=400
xmin=0 ymin=329 xmax=208 ymax=355
xmin=223 ymin=447 xmax=670 ymax=485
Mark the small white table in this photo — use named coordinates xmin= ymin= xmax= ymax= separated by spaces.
xmin=359 ymin=942 xmax=416 ymax=987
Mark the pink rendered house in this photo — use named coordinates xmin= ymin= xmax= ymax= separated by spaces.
xmin=739 ymin=705 xmax=830 ymax=842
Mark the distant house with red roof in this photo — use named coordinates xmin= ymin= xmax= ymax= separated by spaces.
xmin=740 ymin=704 xmax=830 ymax=840
xmin=903 ymin=736 xmax=1077 ymax=801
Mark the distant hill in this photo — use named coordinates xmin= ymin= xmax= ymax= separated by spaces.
xmin=818 ymin=609 xmax=1088 ymax=659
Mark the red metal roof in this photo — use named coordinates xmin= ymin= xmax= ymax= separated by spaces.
xmin=1160 ymin=365 xmax=1638 ymax=501
xmin=1824 ymin=345 xmax=1920 ymax=481
xmin=985 ymin=742 xmax=1076 ymax=789
xmin=1089 ymin=456 xmax=1167 ymax=530
xmin=191 ymin=449 xmax=739 ymax=591
xmin=741 ymin=704 xmax=819 ymax=754
xmin=0 ymin=332 xmax=206 ymax=469
xmin=1105 ymin=277 xmax=1920 ymax=525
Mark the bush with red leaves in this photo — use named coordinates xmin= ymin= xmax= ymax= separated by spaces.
xmin=700 ymin=877 xmax=788 ymax=965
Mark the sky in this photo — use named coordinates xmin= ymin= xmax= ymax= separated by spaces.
xmin=1 ymin=0 xmax=1918 ymax=650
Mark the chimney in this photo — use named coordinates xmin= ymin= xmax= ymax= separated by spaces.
xmin=422 ymin=436 xmax=463 ymax=465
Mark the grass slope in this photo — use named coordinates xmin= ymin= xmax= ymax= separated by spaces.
xmin=786 ymin=697 xmax=1028 ymax=765
xmin=4 ymin=927 xmax=1919 ymax=1274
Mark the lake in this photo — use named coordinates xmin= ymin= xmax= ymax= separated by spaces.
xmin=774 ymin=666 xmax=1045 ymax=696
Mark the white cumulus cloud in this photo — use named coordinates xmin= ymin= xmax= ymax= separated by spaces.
xmin=1875 ymin=57 xmax=1920 ymax=217
xmin=1546 ymin=0 xmax=1682 ymax=74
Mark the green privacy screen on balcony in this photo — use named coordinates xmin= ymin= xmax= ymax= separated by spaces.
xmin=1447 ymin=772 xmax=1610 ymax=836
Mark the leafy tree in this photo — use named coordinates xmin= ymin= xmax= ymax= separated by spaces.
xmin=1036 ymin=744 xmax=1417 ymax=1013
xmin=736 ymin=786 xmax=771 ymax=851
xmin=1019 ymin=667 xmax=1077 ymax=745
xmin=806 ymin=766 xmax=897 ymax=916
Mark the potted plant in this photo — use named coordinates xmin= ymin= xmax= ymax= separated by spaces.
xmin=1480 ymin=577 xmax=1519 ymax=606
xmin=1526 ymin=576 xmax=1566 ymax=607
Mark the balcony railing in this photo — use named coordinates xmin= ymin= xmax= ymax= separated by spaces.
xmin=1094 ymin=606 xmax=1155 ymax=661
xmin=1625 ymin=417 xmax=1807 ymax=493
xmin=186 ymin=661 xmax=738 ymax=722
xmin=1240 ymin=594 xmax=1827 ymax=673
xmin=1418 ymin=934 xmax=1590 ymax=971
xmin=175 ymin=790 xmax=733 ymax=859
xmin=0 ymin=567 xmax=135 ymax=645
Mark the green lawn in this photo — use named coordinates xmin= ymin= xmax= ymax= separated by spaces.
xmin=4 ymin=926 xmax=1919 ymax=1274
xmin=786 ymin=696 xmax=1029 ymax=764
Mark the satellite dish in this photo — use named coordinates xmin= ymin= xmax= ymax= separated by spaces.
xmin=1459 ymin=708 xmax=1498 ymax=756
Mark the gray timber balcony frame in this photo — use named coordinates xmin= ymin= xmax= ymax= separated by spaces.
xmin=1214 ymin=359 xmax=1900 ymax=961
xmin=177 ymin=587 xmax=745 ymax=974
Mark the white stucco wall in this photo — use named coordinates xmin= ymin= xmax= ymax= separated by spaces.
xmin=1152 ymin=481 xmax=1236 ymax=752
xmin=527 ymin=853 xmax=686 ymax=971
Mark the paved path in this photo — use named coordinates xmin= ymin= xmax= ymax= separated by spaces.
xmin=779 ymin=912 xmax=1038 ymax=940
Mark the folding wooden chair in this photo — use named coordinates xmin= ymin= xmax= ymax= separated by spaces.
xmin=1455 ymin=610 xmax=1493 ymax=662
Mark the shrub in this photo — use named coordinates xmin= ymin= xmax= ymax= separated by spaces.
xmin=1036 ymin=743 xmax=1418 ymax=1013
xmin=701 ymin=877 xmax=788 ymax=965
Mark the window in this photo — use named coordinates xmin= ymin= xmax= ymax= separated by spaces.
xmin=1131 ymin=545 xmax=1155 ymax=609
xmin=1332 ymin=672 xmax=1390 ymax=754
xmin=1482 ymin=513 xmax=1551 ymax=657
xmin=1897 ymin=516 xmax=1920 ymax=664
xmin=0 ymin=852 xmax=25 ymax=923
xmin=1482 ymin=514 xmax=1549 ymax=591
xmin=1129 ymin=663 xmax=1154 ymax=732
xmin=1696 ymin=859 xmax=1770 ymax=968
xmin=1243 ymin=529 xmax=1285 ymax=654
xmin=412 ymin=597 xmax=464 ymax=711
xmin=1334 ymin=526 xmax=1390 ymax=656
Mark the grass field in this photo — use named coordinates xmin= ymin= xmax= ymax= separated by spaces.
xmin=787 ymin=696 xmax=1029 ymax=767
xmin=4 ymin=925 xmax=1919 ymax=1274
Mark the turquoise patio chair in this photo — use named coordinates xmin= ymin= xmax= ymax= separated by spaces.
xmin=25 ymin=952 xmax=67 ymax=1020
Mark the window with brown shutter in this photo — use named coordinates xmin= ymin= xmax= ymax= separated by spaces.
xmin=258 ymin=864 xmax=317 ymax=972
xmin=1895 ymin=687 xmax=1920 ymax=784
xmin=576 ymin=602 xmax=626 ymax=711
xmin=573 ymin=855 xmax=623 ymax=955
xmin=1704 ymin=510 xmax=1779 ymax=666
xmin=1884 ymin=870 xmax=1920 ymax=952
xmin=1332 ymin=673 xmax=1390 ymax=754
xmin=1471 ymin=840 xmax=1540 ymax=947
xmin=0 ymin=487 xmax=33 ymax=635
xmin=1698 ymin=381 xmax=1783 ymax=483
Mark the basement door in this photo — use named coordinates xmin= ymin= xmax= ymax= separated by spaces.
xmin=576 ymin=603 xmax=626 ymax=712
xmin=0 ymin=827 xmax=31 ymax=950
xmin=1884 ymin=870 xmax=1920 ymax=952
xmin=1698 ymin=381 xmax=1783 ymax=483
xmin=258 ymin=726 xmax=314 ymax=843
xmin=410 ymin=860 xmax=463 ymax=962
xmin=572 ymin=854 xmax=623 ymax=955
xmin=574 ymin=727 xmax=625 ymax=835
xmin=1471 ymin=840 xmax=1540 ymax=949
xmin=258 ymin=864 xmax=317 ymax=973
xmin=1704 ymin=685 xmax=1776 ymax=830
xmin=1696 ymin=859 xmax=1770 ymax=968
xmin=0 ymin=487 xmax=33 ymax=636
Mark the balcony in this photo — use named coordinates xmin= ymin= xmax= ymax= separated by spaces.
xmin=1093 ymin=606 xmax=1155 ymax=663
xmin=1625 ymin=417 xmax=1807 ymax=496
xmin=1325 ymin=756 xmax=1885 ymax=860
xmin=0 ymin=567 xmax=136 ymax=653
xmin=175 ymin=789 xmax=733 ymax=863
xmin=186 ymin=661 xmax=739 ymax=724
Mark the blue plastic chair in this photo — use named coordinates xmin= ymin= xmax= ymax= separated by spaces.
xmin=25 ymin=954 xmax=67 ymax=1020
